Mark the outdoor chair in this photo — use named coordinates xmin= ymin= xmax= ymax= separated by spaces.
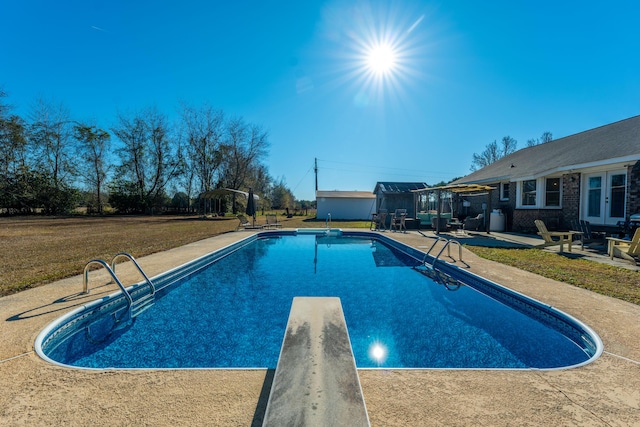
xmin=571 ymin=219 xmax=606 ymax=248
xmin=431 ymin=216 xmax=449 ymax=233
xmin=463 ymin=214 xmax=484 ymax=231
xmin=606 ymin=228 xmax=640 ymax=265
xmin=390 ymin=209 xmax=407 ymax=233
xmin=264 ymin=214 xmax=282 ymax=229
xmin=534 ymin=219 xmax=583 ymax=252
xmin=237 ymin=214 xmax=261 ymax=230
xmin=370 ymin=209 xmax=388 ymax=231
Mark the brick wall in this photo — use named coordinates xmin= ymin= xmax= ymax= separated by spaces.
xmin=562 ymin=172 xmax=581 ymax=225
xmin=510 ymin=173 xmax=579 ymax=233
xmin=628 ymin=161 xmax=640 ymax=217
xmin=513 ymin=209 xmax=564 ymax=233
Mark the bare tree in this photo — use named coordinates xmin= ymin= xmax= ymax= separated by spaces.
xmin=0 ymin=90 xmax=28 ymax=178
xmin=527 ymin=131 xmax=553 ymax=147
xmin=180 ymin=103 xmax=225 ymax=194
xmin=29 ymin=97 xmax=76 ymax=188
xmin=0 ymin=90 xmax=31 ymax=213
xmin=470 ymin=136 xmax=517 ymax=171
xmin=220 ymin=119 xmax=269 ymax=212
xmin=111 ymin=107 xmax=181 ymax=211
xmin=74 ymin=124 xmax=111 ymax=214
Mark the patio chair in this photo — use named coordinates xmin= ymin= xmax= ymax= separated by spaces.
xmin=463 ymin=214 xmax=484 ymax=231
xmin=370 ymin=209 xmax=388 ymax=231
xmin=606 ymin=228 xmax=640 ymax=265
xmin=237 ymin=214 xmax=261 ymax=230
xmin=571 ymin=219 xmax=606 ymax=245
xmin=534 ymin=219 xmax=583 ymax=252
xmin=390 ymin=209 xmax=407 ymax=233
xmin=265 ymin=214 xmax=282 ymax=229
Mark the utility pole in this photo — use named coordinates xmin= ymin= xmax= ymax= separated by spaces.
xmin=314 ymin=158 xmax=318 ymax=192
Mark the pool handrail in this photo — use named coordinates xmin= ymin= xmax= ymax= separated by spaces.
xmin=423 ymin=237 xmax=465 ymax=266
xmin=111 ymin=252 xmax=156 ymax=296
xmin=83 ymin=259 xmax=134 ymax=307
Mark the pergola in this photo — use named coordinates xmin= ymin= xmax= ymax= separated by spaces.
xmin=412 ymin=183 xmax=496 ymax=233
xmin=197 ymin=188 xmax=259 ymax=217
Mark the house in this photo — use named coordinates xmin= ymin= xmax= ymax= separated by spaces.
xmin=316 ymin=191 xmax=376 ymax=220
xmin=453 ymin=116 xmax=640 ymax=232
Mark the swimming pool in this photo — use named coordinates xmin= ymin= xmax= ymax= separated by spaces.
xmin=36 ymin=230 xmax=602 ymax=370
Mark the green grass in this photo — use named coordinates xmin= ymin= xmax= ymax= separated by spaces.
xmin=466 ymin=246 xmax=640 ymax=305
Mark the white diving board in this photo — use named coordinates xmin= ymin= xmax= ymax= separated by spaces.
xmin=262 ymin=297 xmax=370 ymax=427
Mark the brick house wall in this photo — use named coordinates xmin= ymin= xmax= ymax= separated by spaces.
xmin=510 ymin=173 xmax=580 ymax=233
xmin=561 ymin=172 xmax=581 ymax=226
xmin=627 ymin=161 xmax=640 ymax=218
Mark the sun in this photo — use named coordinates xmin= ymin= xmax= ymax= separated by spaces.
xmin=366 ymin=43 xmax=397 ymax=75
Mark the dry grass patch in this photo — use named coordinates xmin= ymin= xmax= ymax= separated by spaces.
xmin=0 ymin=213 xmax=370 ymax=297
xmin=0 ymin=215 xmax=238 ymax=296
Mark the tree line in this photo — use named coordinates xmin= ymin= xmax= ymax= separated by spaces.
xmin=0 ymin=89 xmax=300 ymax=215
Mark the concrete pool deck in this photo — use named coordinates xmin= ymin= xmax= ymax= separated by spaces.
xmin=1 ymin=229 xmax=639 ymax=426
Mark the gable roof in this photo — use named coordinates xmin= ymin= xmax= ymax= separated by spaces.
xmin=374 ymin=182 xmax=428 ymax=193
xmin=455 ymin=115 xmax=640 ymax=184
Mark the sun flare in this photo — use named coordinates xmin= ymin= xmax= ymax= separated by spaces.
xmin=366 ymin=43 xmax=397 ymax=75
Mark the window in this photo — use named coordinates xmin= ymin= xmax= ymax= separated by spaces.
xmin=545 ymin=178 xmax=560 ymax=207
xmin=587 ymin=176 xmax=602 ymax=217
xmin=500 ymin=182 xmax=510 ymax=201
xmin=521 ymin=180 xmax=536 ymax=206
xmin=610 ymin=173 xmax=626 ymax=218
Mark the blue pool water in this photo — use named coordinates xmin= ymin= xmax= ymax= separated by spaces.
xmin=38 ymin=232 xmax=601 ymax=369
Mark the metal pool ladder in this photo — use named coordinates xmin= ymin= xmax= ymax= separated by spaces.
xmin=83 ymin=252 xmax=156 ymax=319
xmin=422 ymin=237 xmax=464 ymax=267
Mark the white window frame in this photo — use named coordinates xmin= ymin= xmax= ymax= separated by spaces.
xmin=516 ymin=177 xmax=563 ymax=208
xmin=500 ymin=182 xmax=510 ymax=201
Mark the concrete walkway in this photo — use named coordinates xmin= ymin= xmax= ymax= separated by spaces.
xmin=1 ymin=229 xmax=639 ymax=426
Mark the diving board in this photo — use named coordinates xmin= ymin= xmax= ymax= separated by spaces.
xmin=262 ymin=297 xmax=370 ymax=427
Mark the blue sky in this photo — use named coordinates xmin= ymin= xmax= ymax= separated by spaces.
xmin=2 ymin=0 xmax=639 ymax=201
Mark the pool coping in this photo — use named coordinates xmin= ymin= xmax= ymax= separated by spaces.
xmin=1 ymin=229 xmax=639 ymax=426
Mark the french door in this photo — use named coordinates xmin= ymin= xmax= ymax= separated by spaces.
xmin=583 ymin=170 xmax=627 ymax=225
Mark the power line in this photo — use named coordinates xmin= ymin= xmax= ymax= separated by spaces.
xmin=318 ymin=165 xmax=454 ymax=180
xmin=291 ymin=164 xmax=314 ymax=194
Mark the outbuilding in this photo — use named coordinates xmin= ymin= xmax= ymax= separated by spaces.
xmin=316 ymin=191 xmax=376 ymax=221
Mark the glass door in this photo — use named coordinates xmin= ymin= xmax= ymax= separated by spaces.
xmin=583 ymin=171 xmax=626 ymax=225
